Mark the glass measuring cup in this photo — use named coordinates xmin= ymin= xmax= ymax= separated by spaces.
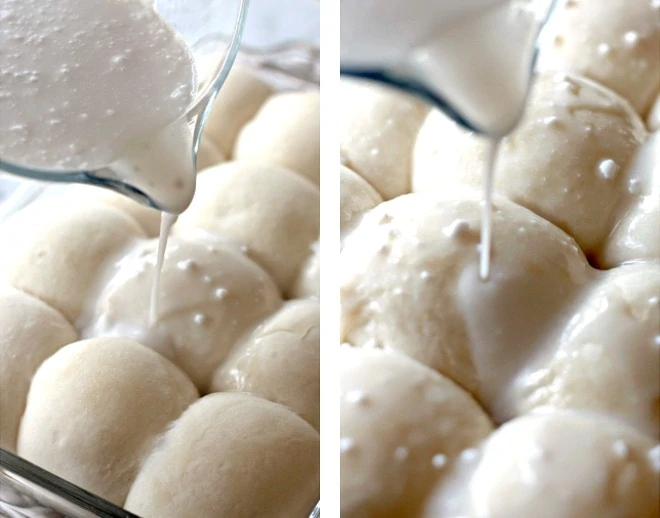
xmin=340 ymin=0 xmax=560 ymax=137
xmin=0 ymin=0 xmax=250 ymax=212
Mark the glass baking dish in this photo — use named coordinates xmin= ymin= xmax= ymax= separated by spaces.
xmin=0 ymin=41 xmax=320 ymax=518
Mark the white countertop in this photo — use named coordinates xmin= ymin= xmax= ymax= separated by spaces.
xmin=242 ymin=0 xmax=319 ymax=49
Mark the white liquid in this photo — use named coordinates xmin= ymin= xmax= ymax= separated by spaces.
xmin=457 ymin=257 xmax=592 ymax=422
xmin=480 ymin=141 xmax=500 ymax=281
xmin=342 ymin=0 xmax=552 ymax=278
xmin=150 ymin=213 xmax=178 ymax=324
xmin=0 ymin=0 xmax=197 ymax=214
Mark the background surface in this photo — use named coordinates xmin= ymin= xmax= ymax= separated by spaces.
xmin=243 ymin=0 xmax=319 ymax=49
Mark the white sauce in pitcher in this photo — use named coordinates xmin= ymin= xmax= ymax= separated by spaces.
xmin=0 ymin=0 xmax=197 ymax=214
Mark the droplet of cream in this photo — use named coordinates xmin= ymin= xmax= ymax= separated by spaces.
xmin=597 ymin=43 xmax=611 ymax=55
xmin=444 ymin=219 xmax=471 ymax=239
xmin=612 ymin=440 xmax=630 ymax=459
xmin=420 ymin=270 xmax=431 ymax=280
xmin=432 ymin=453 xmax=447 ymax=469
xmin=193 ymin=313 xmax=207 ymax=325
xmin=558 ymin=77 xmax=580 ymax=95
xmin=623 ymin=31 xmax=640 ymax=47
xmin=340 ymin=437 xmax=355 ymax=453
xmin=543 ymin=115 xmax=561 ymax=127
xmin=177 ymin=259 xmax=197 ymax=271
xmin=598 ymin=159 xmax=618 ymax=180
xmin=368 ymin=300 xmax=381 ymax=312
xmin=394 ymin=446 xmax=409 ymax=461
xmin=345 ymin=390 xmax=368 ymax=406
xmin=213 ymin=287 xmax=228 ymax=300
xmin=628 ymin=178 xmax=642 ymax=194
xmin=460 ymin=448 xmax=479 ymax=462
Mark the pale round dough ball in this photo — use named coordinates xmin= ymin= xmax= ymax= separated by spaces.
xmin=196 ymin=134 xmax=226 ymax=172
xmin=340 ymin=347 xmax=493 ymax=517
xmin=648 ymin=95 xmax=660 ymax=131
xmin=125 ymin=393 xmax=319 ymax=518
xmin=211 ymin=299 xmax=320 ymax=429
xmin=340 ymin=79 xmax=431 ymax=200
xmin=291 ymin=240 xmax=320 ymax=299
xmin=84 ymin=234 xmax=282 ymax=392
xmin=17 ymin=338 xmax=198 ymax=506
xmin=61 ymin=185 xmax=162 ymax=237
xmin=0 ymin=201 xmax=145 ymax=322
xmin=518 ymin=263 xmax=660 ymax=438
xmin=603 ymin=132 xmax=660 ymax=267
xmin=341 ymin=191 xmax=592 ymax=409
xmin=413 ymin=72 xmax=647 ymax=259
xmin=424 ymin=411 xmax=660 ymax=518
xmin=234 ymin=91 xmax=320 ymax=185
xmin=340 ymin=165 xmax=382 ymax=237
xmin=200 ymin=64 xmax=273 ymax=156
xmin=0 ymin=286 xmax=77 ymax=452
xmin=538 ymin=0 xmax=660 ymax=114
xmin=175 ymin=161 xmax=320 ymax=296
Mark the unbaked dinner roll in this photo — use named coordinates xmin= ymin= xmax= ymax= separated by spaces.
xmin=340 ymin=164 xmax=382 ymax=237
xmin=291 ymin=240 xmax=320 ymax=299
xmin=234 ymin=91 xmax=320 ymax=185
xmin=423 ymin=410 xmax=660 ymax=518
xmin=0 ymin=201 xmax=145 ymax=322
xmin=200 ymin=65 xmax=273 ymax=156
xmin=538 ymin=0 xmax=660 ymax=115
xmin=125 ymin=393 xmax=319 ymax=518
xmin=341 ymin=191 xmax=591 ymax=405
xmin=175 ymin=161 xmax=320 ymax=296
xmin=0 ymin=286 xmax=77 ymax=452
xmin=84 ymin=234 xmax=282 ymax=392
xmin=340 ymin=347 xmax=492 ymax=517
xmin=211 ymin=298 xmax=319 ymax=429
xmin=340 ymin=79 xmax=431 ymax=200
xmin=412 ymin=72 xmax=647 ymax=262
xmin=518 ymin=262 xmax=660 ymax=439
xmin=602 ymin=133 xmax=660 ymax=267
xmin=196 ymin=133 xmax=226 ymax=172
xmin=17 ymin=338 xmax=198 ymax=506
xmin=60 ymin=185 xmax=162 ymax=237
